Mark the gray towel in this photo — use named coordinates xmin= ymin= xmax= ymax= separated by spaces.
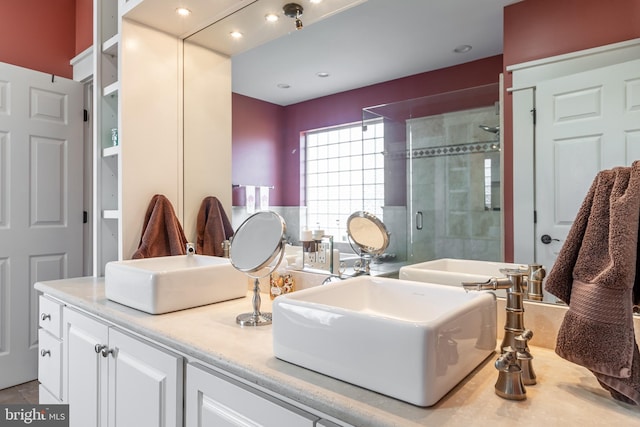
xmin=545 ymin=161 xmax=640 ymax=405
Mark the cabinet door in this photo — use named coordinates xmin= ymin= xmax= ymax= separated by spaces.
xmin=107 ymin=328 xmax=183 ymax=427
xmin=64 ymin=307 xmax=109 ymax=427
xmin=185 ymin=363 xmax=318 ymax=427
xmin=38 ymin=329 xmax=62 ymax=401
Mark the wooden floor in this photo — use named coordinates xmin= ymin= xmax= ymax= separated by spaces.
xmin=0 ymin=380 xmax=39 ymax=404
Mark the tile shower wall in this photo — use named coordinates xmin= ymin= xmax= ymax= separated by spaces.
xmin=406 ymin=106 xmax=501 ymax=263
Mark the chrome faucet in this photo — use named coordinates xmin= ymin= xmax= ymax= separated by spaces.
xmin=462 ymin=267 xmax=528 ymax=351
xmin=494 ymin=346 xmax=527 ymax=400
xmin=525 ymin=264 xmax=546 ymax=301
xmin=463 ymin=267 xmax=541 ymax=400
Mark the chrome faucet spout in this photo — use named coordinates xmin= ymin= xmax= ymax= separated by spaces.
xmin=462 ymin=277 xmax=512 ymax=292
xmin=462 ymin=268 xmax=529 ymax=352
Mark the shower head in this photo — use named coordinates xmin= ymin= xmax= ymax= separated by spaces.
xmin=479 ymin=125 xmax=500 ymax=134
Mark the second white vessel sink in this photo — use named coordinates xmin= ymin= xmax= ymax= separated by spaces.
xmin=399 ymin=258 xmax=525 ymax=297
xmin=105 ymin=255 xmax=247 ymax=314
xmin=272 ymin=276 xmax=497 ymax=407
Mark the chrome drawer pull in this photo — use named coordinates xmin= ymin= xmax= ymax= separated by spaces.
xmin=41 ymin=313 xmax=51 ymax=321
xmin=40 ymin=349 xmax=51 ymax=357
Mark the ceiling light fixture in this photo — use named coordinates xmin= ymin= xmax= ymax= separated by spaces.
xmin=175 ymin=7 xmax=191 ymax=17
xmin=230 ymin=31 xmax=243 ymax=39
xmin=283 ymin=3 xmax=304 ymax=30
xmin=316 ymin=72 xmax=330 ymax=78
xmin=277 ymin=83 xmax=291 ymax=89
xmin=453 ymin=45 xmax=472 ymax=53
xmin=265 ymin=13 xmax=279 ymax=22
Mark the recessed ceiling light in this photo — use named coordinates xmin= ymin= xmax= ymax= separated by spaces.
xmin=265 ymin=13 xmax=279 ymax=22
xmin=176 ymin=7 xmax=191 ymax=17
xmin=454 ymin=45 xmax=472 ymax=53
xmin=230 ymin=31 xmax=243 ymax=39
xmin=310 ymin=0 xmax=322 ymax=3
xmin=277 ymin=83 xmax=291 ymax=89
xmin=316 ymin=72 xmax=330 ymax=78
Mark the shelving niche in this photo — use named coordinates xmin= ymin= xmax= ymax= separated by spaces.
xmin=94 ymin=0 xmax=120 ymax=275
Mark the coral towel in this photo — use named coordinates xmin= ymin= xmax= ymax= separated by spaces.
xmin=196 ymin=196 xmax=234 ymax=257
xmin=545 ymin=161 xmax=640 ymax=405
xmin=132 ymin=194 xmax=188 ymax=259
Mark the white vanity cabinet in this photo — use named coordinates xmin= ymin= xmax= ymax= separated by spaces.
xmin=38 ymin=296 xmax=64 ymax=403
xmin=63 ymin=307 xmax=183 ymax=427
xmin=185 ymin=363 xmax=319 ymax=427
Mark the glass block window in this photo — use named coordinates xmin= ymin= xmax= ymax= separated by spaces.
xmin=304 ymin=120 xmax=384 ymax=241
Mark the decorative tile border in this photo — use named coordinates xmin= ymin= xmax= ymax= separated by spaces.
xmin=384 ymin=141 xmax=500 ymax=160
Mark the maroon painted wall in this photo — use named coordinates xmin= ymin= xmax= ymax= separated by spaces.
xmin=0 ymin=1 xmax=79 ymax=78
xmin=501 ymin=0 xmax=640 ymax=261
xmin=0 ymin=0 xmax=92 ymax=78
xmin=232 ymin=94 xmax=286 ymax=206
xmin=235 ymin=55 xmax=504 ymax=207
xmin=76 ymin=0 xmax=93 ymax=55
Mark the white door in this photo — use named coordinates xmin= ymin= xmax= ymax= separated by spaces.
xmin=535 ymin=58 xmax=640 ymax=295
xmin=0 ymin=62 xmax=83 ymax=388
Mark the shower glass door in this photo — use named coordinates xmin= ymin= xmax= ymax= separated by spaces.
xmin=363 ymin=83 xmax=503 ymax=266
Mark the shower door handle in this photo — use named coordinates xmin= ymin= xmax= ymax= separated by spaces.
xmin=416 ymin=211 xmax=423 ymax=230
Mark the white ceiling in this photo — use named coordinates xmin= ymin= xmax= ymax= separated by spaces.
xmin=126 ymin=0 xmax=521 ymax=106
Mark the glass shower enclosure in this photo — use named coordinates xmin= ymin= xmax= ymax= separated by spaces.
xmin=362 ymin=83 xmax=503 ymax=265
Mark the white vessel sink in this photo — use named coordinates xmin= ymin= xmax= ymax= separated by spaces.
xmin=272 ymin=276 xmax=496 ymax=407
xmin=105 ymin=255 xmax=247 ymax=314
xmin=399 ymin=258 xmax=525 ymax=297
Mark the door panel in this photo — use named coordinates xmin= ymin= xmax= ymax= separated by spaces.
xmin=108 ymin=328 xmax=182 ymax=427
xmin=535 ymin=59 xmax=640 ymax=299
xmin=64 ymin=307 xmax=109 ymax=427
xmin=0 ymin=62 xmax=83 ymax=388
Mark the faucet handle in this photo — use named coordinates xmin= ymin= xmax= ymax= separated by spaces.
xmin=499 ymin=267 xmax=528 ymax=276
xmin=514 ymin=333 xmax=537 ymax=385
xmin=520 ymin=329 xmax=533 ymax=342
xmin=494 ymin=346 xmax=527 ymax=400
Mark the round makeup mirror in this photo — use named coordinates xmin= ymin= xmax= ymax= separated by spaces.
xmin=230 ymin=211 xmax=287 ymax=326
xmin=347 ymin=211 xmax=390 ymax=255
xmin=347 ymin=211 xmax=390 ymax=274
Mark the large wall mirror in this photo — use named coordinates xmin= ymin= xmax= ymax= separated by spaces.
xmin=181 ymin=0 xmax=638 ymax=308
xmin=183 ymin=0 xmax=510 ymax=259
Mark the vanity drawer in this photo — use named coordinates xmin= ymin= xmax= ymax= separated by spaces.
xmin=186 ymin=363 xmax=318 ymax=427
xmin=38 ymin=329 xmax=62 ymax=401
xmin=39 ymin=295 xmax=63 ymax=338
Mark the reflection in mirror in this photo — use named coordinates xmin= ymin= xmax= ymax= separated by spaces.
xmin=230 ymin=211 xmax=287 ymax=326
xmin=362 ymin=83 xmax=502 ymax=266
xmin=347 ymin=211 xmax=390 ymax=256
xmin=347 ymin=211 xmax=390 ymax=275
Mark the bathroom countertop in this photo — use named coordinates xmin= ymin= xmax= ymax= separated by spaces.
xmin=36 ymin=277 xmax=640 ymax=427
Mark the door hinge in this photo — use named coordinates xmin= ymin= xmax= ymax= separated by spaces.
xmin=83 ymin=109 xmax=89 ymax=122
xmin=83 ymin=210 xmax=88 ymax=224
xmin=533 ymin=210 xmax=537 ymax=224
xmin=530 ymin=108 xmax=536 ymax=125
